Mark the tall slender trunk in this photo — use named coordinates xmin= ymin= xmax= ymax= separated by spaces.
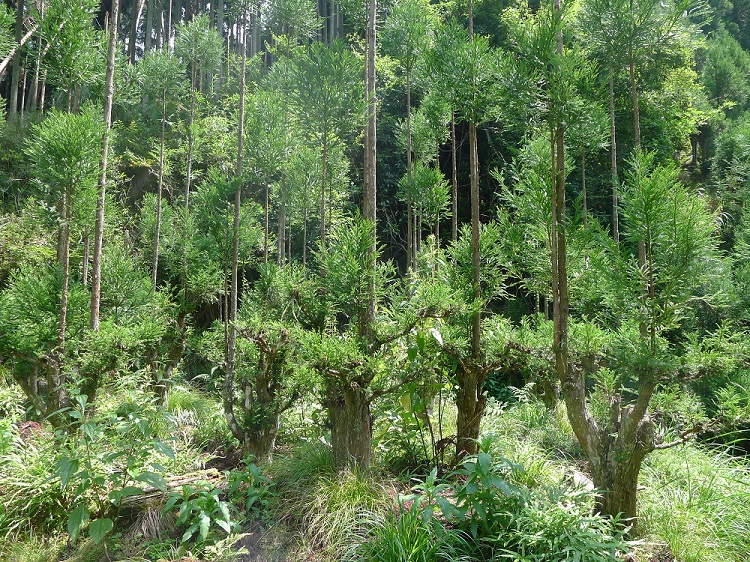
xmin=51 ymin=186 xmax=73 ymax=423
xmin=455 ymin=0 xmax=484 ymax=461
xmin=82 ymin=234 xmax=89 ymax=285
xmin=362 ymin=0 xmax=377 ymax=341
xmin=9 ymin=0 xmax=24 ymax=119
xmin=224 ymin=7 xmax=247 ymax=446
xmin=629 ymin=46 xmax=640 ymax=150
xmin=451 ymin=115 xmax=457 ymax=243
xmin=145 ymin=0 xmax=155 ymax=53
xmin=609 ymin=67 xmax=619 ymax=246
xmin=406 ymin=70 xmax=413 ymax=270
xmin=277 ymin=171 xmax=286 ymax=264
xmin=303 ymin=207 xmax=308 ymax=265
xmin=27 ymin=28 xmax=42 ymax=111
xmin=166 ymin=0 xmax=172 ymax=50
xmin=185 ymin=71 xmax=195 ymax=208
xmin=130 ymin=0 xmax=145 ymax=63
xmin=91 ymin=0 xmax=119 ymax=334
xmin=152 ymin=92 xmax=167 ymax=286
xmin=582 ymin=150 xmax=587 ymax=227
xmin=39 ymin=70 xmax=46 ymax=113
xmin=320 ymin=138 xmax=328 ymax=248
xmin=263 ymin=172 xmax=269 ymax=263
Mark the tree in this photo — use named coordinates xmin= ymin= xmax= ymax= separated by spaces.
xmin=245 ymin=86 xmax=287 ymax=264
xmin=24 ymin=107 xmax=104 ymax=424
xmin=381 ymin=0 xmax=434 ymax=269
xmin=90 ymin=0 xmax=120 ymax=333
xmin=438 ymin=27 xmax=503 ymax=458
xmin=136 ymin=49 xmax=184 ymax=286
xmin=222 ymin=264 xmax=306 ymax=458
xmin=566 ymin=153 xmax=724 ymax=522
xmin=289 ymin=39 xmax=364 ymax=249
xmin=174 ymin=15 xmax=223 ymax=208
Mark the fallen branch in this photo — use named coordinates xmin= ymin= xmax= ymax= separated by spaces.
xmin=118 ymin=468 xmax=224 ymax=514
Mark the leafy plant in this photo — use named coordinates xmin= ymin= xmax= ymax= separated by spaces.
xmin=164 ymin=481 xmax=236 ymax=546
xmin=57 ymin=393 xmax=174 ymax=544
xmin=226 ymin=457 xmax=276 ymax=520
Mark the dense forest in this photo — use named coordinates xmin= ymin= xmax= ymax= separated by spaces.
xmin=2 ymin=0 xmax=750 ymax=558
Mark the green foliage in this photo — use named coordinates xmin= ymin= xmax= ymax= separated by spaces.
xmin=350 ymin=502 xmax=470 ymax=562
xmin=58 ymin=393 xmax=174 ymax=544
xmin=226 ymin=458 xmax=277 ymax=520
xmin=0 ymin=264 xmax=88 ymax=363
xmin=399 ymin=448 xmax=630 ymax=561
xmin=0 ymin=4 xmax=13 ymax=61
xmin=25 ymin=107 xmax=104 ymax=196
xmin=0 ymin=431 xmax=68 ymax=538
xmin=398 ymin=162 xmax=451 ymax=233
xmin=303 ymin=468 xmax=391 ymax=556
xmin=290 ymin=39 xmax=365 ymax=148
xmin=164 ymin=481 xmax=236 ymax=546
xmin=702 ymin=28 xmax=750 ymax=115
xmin=640 ymin=444 xmax=750 ymax=562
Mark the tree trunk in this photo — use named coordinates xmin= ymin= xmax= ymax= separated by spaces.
xmin=361 ymin=0 xmax=377 ymax=345
xmin=223 ymin=7 xmax=247 ymax=449
xmin=451 ymin=115 xmax=458 ymax=244
xmin=455 ymin=362 xmax=486 ymax=458
xmin=328 ymin=381 xmax=372 ymax=468
xmin=264 ymin=171 xmax=269 ymax=264
xmin=185 ymin=66 xmax=196 ymax=208
xmin=320 ymin=138 xmax=328 ymax=249
xmin=91 ymin=0 xmax=119 ymax=333
xmin=582 ymin=150 xmax=587 ymax=228
xmin=152 ymin=93 xmax=166 ymax=286
xmin=609 ymin=67 xmax=619 ymax=246
xmin=9 ymin=0 xmax=24 ymax=119
xmin=27 ymin=30 xmax=42 ymax=111
xmin=82 ymin=234 xmax=89 ymax=285
xmin=406 ymin=71 xmax=413 ymax=270
xmin=145 ymin=0 xmax=155 ymax=53
xmin=629 ymin=46 xmax=640 ymax=150
xmin=130 ymin=0 xmax=145 ymax=63
xmin=277 ymin=171 xmax=286 ymax=264
xmin=455 ymin=120 xmax=482 ymax=460
xmin=50 ymin=186 xmax=73 ymax=424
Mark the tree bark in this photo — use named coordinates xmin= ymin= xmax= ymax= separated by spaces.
xmin=609 ymin=67 xmax=619 ymax=246
xmin=129 ymin=0 xmax=145 ymax=63
xmin=320 ymin=138 xmax=328 ymax=249
xmin=223 ymin=7 xmax=247 ymax=450
xmin=328 ymin=380 xmax=372 ymax=468
xmin=406 ymin=70 xmax=413 ymax=270
xmin=264 ymin=171 xmax=270 ymax=263
xmin=629 ymin=46 xmax=641 ymax=150
xmin=277 ymin=172 xmax=286 ymax=264
xmin=152 ymin=92 xmax=167 ymax=286
xmin=145 ymin=0 xmax=155 ymax=53
xmin=451 ymin=115 xmax=458 ymax=244
xmin=456 ymin=361 xmax=486 ymax=458
xmin=8 ymin=0 xmax=24 ymax=119
xmin=91 ymin=0 xmax=119 ymax=333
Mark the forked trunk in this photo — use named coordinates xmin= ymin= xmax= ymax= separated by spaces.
xmin=244 ymin=422 xmax=280 ymax=461
xmin=327 ymin=381 xmax=372 ymax=469
xmin=455 ymin=362 xmax=486 ymax=458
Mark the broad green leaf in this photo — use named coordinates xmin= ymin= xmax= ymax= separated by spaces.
xmin=153 ymin=440 xmax=176 ymax=460
xmin=57 ymin=456 xmax=78 ymax=488
xmin=67 ymin=503 xmax=89 ymax=541
xmin=136 ymin=471 xmax=167 ymax=491
xmin=199 ymin=513 xmax=210 ymax=542
xmin=88 ymin=518 xmax=113 ymax=543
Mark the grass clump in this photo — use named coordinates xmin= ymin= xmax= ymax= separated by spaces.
xmin=303 ymin=468 xmax=392 ymax=557
xmin=349 ymin=504 xmax=471 ymax=562
xmin=639 ymin=443 xmax=750 ymax=562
